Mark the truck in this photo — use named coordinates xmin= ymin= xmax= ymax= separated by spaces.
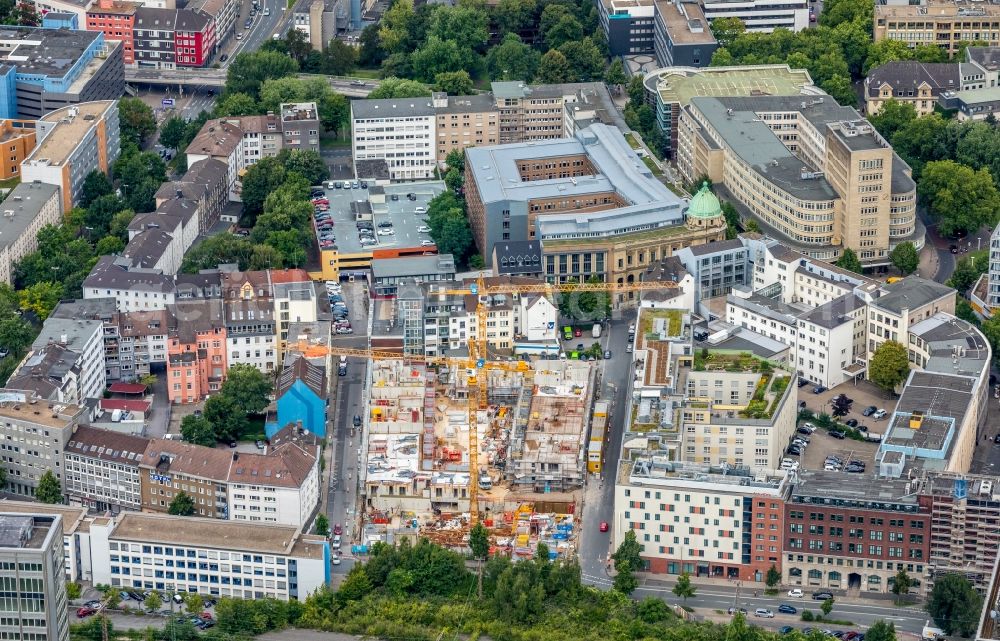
xmin=592 ymin=323 xmax=602 ymax=338
xmin=922 ymin=622 xmax=945 ymax=641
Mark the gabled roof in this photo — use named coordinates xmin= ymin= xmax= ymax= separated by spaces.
xmin=67 ymin=425 xmax=149 ymax=465
xmin=276 ymin=355 xmax=326 ymax=398
xmin=141 ymin=438 xmax=234 ymax=481
xmin=866 ymin=61 xmax=961 ymax=98
xmin=227 ymin=442 xmax=317 ymax=489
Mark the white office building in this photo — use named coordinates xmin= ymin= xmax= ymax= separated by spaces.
xmin=350 ymin=100 xmax=436 ymax=181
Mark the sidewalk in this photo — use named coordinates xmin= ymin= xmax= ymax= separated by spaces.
xmin=917 ymin=240 xmax=940 ymax=281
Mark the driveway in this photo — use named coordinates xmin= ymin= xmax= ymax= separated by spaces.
xmin=145 ymin=369 xmax=171 ymax=438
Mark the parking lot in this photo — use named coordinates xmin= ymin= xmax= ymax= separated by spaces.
xmin=313 ymin=181 xmax=444 ymax=254
xmin=796 ymin=425 xmax=880 ymax=472
xmin=798 ymin=379 xmax=894 ymax=426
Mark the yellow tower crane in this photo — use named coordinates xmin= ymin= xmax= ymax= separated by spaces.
xmin=296 ymin=275 xmax=675 ymax=526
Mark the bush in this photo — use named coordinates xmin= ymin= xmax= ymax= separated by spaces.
xmin=801 ymin=610 xmax=815 ymax=621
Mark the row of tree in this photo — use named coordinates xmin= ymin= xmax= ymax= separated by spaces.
xmin=354 ymin=0 xmax=609 ymax=92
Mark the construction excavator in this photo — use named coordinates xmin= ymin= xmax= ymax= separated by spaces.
xmin=294 ymin=275 xmax=673 ymax=527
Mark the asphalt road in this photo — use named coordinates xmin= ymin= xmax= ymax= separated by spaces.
xmin=224 ymin=0 xmax=293 ymax=64
xmin=577 ymin=311 xmax=637 ymax=583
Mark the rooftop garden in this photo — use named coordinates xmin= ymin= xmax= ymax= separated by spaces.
xmin=641 ymin=309 xmax=685 ymax=339
xmin=740 ymin=374 xmax=790 ymax=419
xmin=693 ymin=349 xmax=777 ymax=373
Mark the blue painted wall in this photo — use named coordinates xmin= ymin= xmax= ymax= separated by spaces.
xmin=0 ymin=67 xmax=16 ymax=120
xmin=276 ymin=379 xmax=326 ymax=438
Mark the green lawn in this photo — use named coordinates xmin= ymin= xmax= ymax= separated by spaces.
xmin=352 ymin=68 xmax=381 ymax=79
xmin=239 ymin=416 xmax=268 ymax=442
xmin=624 ymin=132 xmax=642 ymax=150
xmin=642 ymin=155 xmax=663 ymax=177
xmin=0 ymin=176 xmax=21 ymax=193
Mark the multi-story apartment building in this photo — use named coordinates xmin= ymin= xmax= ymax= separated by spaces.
xmin=865 ymin=61 xmax=968 ymax=116
xmin=222 ymin=271 xmax=277 ymax=373
xmin=652 ymin=0 xmax=716 ymax=68
xmin=86 ymin=0 xmax=139 ymax=65
xmin=613 ymin=457 xmax=789 ymax=579
xmin=20 ymin=101 xmax=121 ymax=212
xmin=0 ymin=181 xmax=60 ymax=285
xmin=64 ymin=425 xmax=149 ymax=513
xmin=0 ymin=513 xmax=69 ymax=641
xmin=465 ymin=123 xmax=723 ymax=294
xmin=675 ymin=237 xmax=749 ymax=303
xmin=166 ymin=299 xmax=227 ymax=403
xmin=874 ymin=0 xmax=1000 ymax=56
xmin=185 ymin=0 xmax=238 ymax=54
xmin=280 ymin=102 xmax=321 ymax=152
xmin=0 ymin=27 xmax=124 ymax=120
xmin=155 ymin=158 xmax=229 ymax=234
xmin=598 ymin=0 xmax=655 ymax=56
xmin=677 ymin=95 xmax=920 ymax=267
xmin=226 ymin=439 xmax=320 ymax=527
xmin=9 ymin=316 xmax=107 ymax=404
xmin=351 ymin=98 xmax=436 ymax=181
xmin=0 ymin=393 xmax=84 ymax=498
xmin=491 ymin=81 xmax=570 ymax=144
xmin=132 ymin=8 xmax=214 ymax=69
xmin=0 ymin=501 xmax=93 ymax=583
xmin=89 ymin=512 xmax=328 ymax=600
xmin=0 ymin=118 xmax=37 ymax=179
xmin=139 ymin=439 xmax=232 ymax=517
xmin=432 ymin=93 xmax=497 ymax=166
xmin=236 ymin=113 xmax=281 ymax=165
xmin=185 ymin=119 xmax=245 ymax=200
xmin=867 ymin=276 xmax=955 ymax=358
xmin=783 ymin=471 xmax=930 ymax=595
xmin=271 ymin=269 xmax=317 ymax=349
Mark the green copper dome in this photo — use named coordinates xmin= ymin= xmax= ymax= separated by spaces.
xmin=688 ymin=182 xmax=722 ymax=219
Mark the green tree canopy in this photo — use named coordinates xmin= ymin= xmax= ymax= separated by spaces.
xmin=869 ymin=100 xmax=917 ymax=140
xmin=919 ymin=160 xmax=1000 ymax=238
xmin=225 ymin=51 xmax=299 ymax=99
xmin=203 ymin=393 xmax=249 ymax=442
xmin=35 ymin=470 xmax=62 ymax=504
xmin=486 ymin=33 xmax=540 ymax=81
xmin=434 ymin=70 xmax=475 ymax=95
xmin=710 ymin=17 xmax=745 ymax=48
xmin=889 ymin=242 xmax=919 ymax=276
xmin=367 ymin=77 xmax=431 ymax=99
xmin=869 ymin=340 xmax=910 ymax=393
xmin=866 ymin=621 xmax=897 ymax=641
xmin=611 ymin=529 xmax=643 ymax=573
xmin=672 ymin=571 xmax=696 ymax=601
xmin=180 ymin=414 xmax=216 ymax=447
xmin=220 ymin=364 xmax=273 ymax=415
xmin=536 ymin=50 xmax=572 ymax=83
xmin=927 ymin=573 xmax=983 ymax=636
xmin=168 ymin=491 xmax=196 ymax=516
xmin=118 ymin=98 xmax=157 ymax=147
xmin=836 ymin=248 xmax=863 ymax=274
xmin=470 ymin=522 xmax=490 ymax=559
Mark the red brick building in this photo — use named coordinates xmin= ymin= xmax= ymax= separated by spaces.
xmin=783 ymin=472 xmax=931 ymax=596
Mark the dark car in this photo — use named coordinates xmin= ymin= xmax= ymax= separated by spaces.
xmin=857 ymin=424 xmax=868 ymax=432
xmin=862 ymin=406 xmax=877 ymax=416
xmin=353 ymin=415 xmax=362 ymax=427
xmin=797 ymin=427 xmax=812 ymax=435
xmin=846 ymin=419 xmax=858 ymax=427
xmin=391 ymin=194 xmax=399 ymax=201
xmin=812 ymin=591 xmax=834 ymax=600
xmin=728 ymin=607 xmax=748 ymax=615
xmin=797 ymin=378 xmax=808 ymax=387
xmin=845 ymin=466 xmax=864 ymax=473
xmin=407 ymin=193 xmax=417 ymax=200
xmin=779 ymin=627 xmax=795 ymax=635
xmin=778 ymin=604 xmax=797 ymax=614
xmin=812 ymin=386 xmax=826 ymax=394
xmin=786 ymin=446 xmax=801 ymax=456
xmin=830 ymin=430 xmax=846 ymax=440
xmin=994 ymin=434 xmax=1000 ymax=444
xmin=220 ymin=54 xmax=229 ymax=62
xmin=950 ymin=244 xmax=959 ymax=254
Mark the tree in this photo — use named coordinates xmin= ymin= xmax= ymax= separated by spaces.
xmin=358 ymin=23 xmax=385 ymax=67
xmin=869 ymin=100 xmax=917 ymax=141
xmin=410 ymin=36 xmax=473 ymax=83
xmin=919 ymin=160 xmax=1000 ymax=238
xmin=947 ymin=255 xmax=987 ymax=294
xmin=444 ymin=167 xmax=463 ymax=192
xmin=81 ymin=171 xmax=113 ymax=208
xmin=279 ymin=149 xmax=329 ymax=185
xmin=836 ymin=248 xmax=863 ymax=274
xmin=891 ymin=567 xmax=912 ymax=604
xmin=820 ymin=597 xmax=834 ymax=617
xmin=927 ymin=573 xmax=983 ymax=636
xmin=890 ymin=113 xmax=950 ymax=177
xmin=889 ymin=242 xmax=919 ymax=276
xmin=981 ymin=316 xmax=1000 ymax=365
xmin=866 ymin=621 xmax=897 ymax=641
xmin=434 ymin=70 xmax=474 ymax=95
xmin=220 ymin=364 xmax=272 ymax=415
xmin=105 ymin=587 xmax=121 ymax=610
xmin=536 ymin=50 xmax=572 ymax=83
xmin=18 ymin=281 xmax=63 ymax=321
xmin=558 ymin=38 xmax=605 ymax=82
xmin=672 ymin=571 xmax=696 ymax=602
xmin=240 ymin=157 xmax=287 ymax=220
xmin=118 ymin=98 xmax=157 ymax=146
xmin=322 ymin=39 xmax=358 ymax=75
xmin=820 ymin=74 xmax=857 ymax=107
xmin=494 ymin=0 xmax=536 ymax=35
xmin=429 ymin=4 xmax=489 ymax=53
xmin=168 ymin=491 xmax=196 ymax=516
xmin=66 ymin=581 xmax=82 ymax=600
xmin=158 ymin=116 xmax=188 ymax=150
xmin=336 ymin=566 xmax=373 ymax=607
xmin=470 ymin=522 xmax=489 ymax=559
xmin=445 ymin=149 xmax=465 ymax=174
xmin=545 ymin=14 xmax=583 ymax=50
xmin=315 ymin=514 xmax=330 ymax=537
xmin=94 ymin=235 xmax=124 ymax=256
xmin=180 ymin=414 xmax=216 ymax=447
xmin=869 ymin=340 xmax=910 ymax=393
xmin=0 ymin=315 xmax=34 ymax=355
xmin=612 ymin=560 xmax=638 ymax=595
xmin=710 ymin=17 xmax=745 ymax=48
xmin=485 ymin=33 xmax=539 ymax=81
xmin=225 ymin=50 xmax=299 ymax=99
xmin=215 ymin=92 xmax=261 ymax=117
xmin=367 ymin=77 xmax=431 ymax=99
xmin=203 ymin=394 xmax=249 ymax=442
xmin=864 ymin=39 xmax=913 ymax=74
xmin=605 ymin=58 xmax=627 ymax=89
xmin=766 ymin=564 xmax=781 ymax=589
xmin=144 ymin=591 xmax=162 ymax=612
xmin=184 ymin=593 xmax=203 ymax=616
xmin=35 ymin=470 xmax=62 ymax=504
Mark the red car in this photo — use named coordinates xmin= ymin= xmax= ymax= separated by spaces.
xmin=311 ymin=198 xmax=329 ymax=206
xmin=574 ymin=328 xmax=582 ymax=337
xmin=76 ymin=607 xmax=96 ymax=618
xmin=599 ymin=521 xmax=609 ymax=532
xmin=333 ymin=523 xmax=343 ymax=535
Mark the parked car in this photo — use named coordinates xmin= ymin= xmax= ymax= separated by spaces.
xmin=787 ymin=589 xmax=804 ymax=598
xmin=778 ymin=604 xmax=797 ymax=614
xmin=812 ymin=385 xmax=826 ymax=394
xmin=407 ymin=193 xmax=417 ymax=200
xmin=786 ymin=446 xmax=801 ymax=456
xmin=377 ymin=228 xmax=395 ymax=236
xmin=420 ymin=239 xmax=435 ymax=246
xmin=391 ymin=194 xmax=399 ymax=201
xmin=77 ymin=607 xmax=96 ymax=618
xmin=754 ymin=609 xmax=774 ymax=618
xmin=862 ymin=405 xmax=877 ymax=416
xmin=846 ymin=419 xmax=858 ymax=427
xmin=812 ymin=591 xmax=834 ymax=600
xmin=873 ymin=409 xmax=887 ymax=419
xmin=797 ymin=427 xmax=812 ymax=435
xmin=728 ymin=607 xmax=748 ymax=615
xmin=830 ymin=430 xmax=846 ymax=439
xmin=599 ymin=521 xmax=609 ymax=532
xmin=779 ymin=627 xmax=795 ymax=634
xmin=353 ymin=415 xmax=362 ymax=427
xmin=333 ymin=523 xmax=343 ymax=535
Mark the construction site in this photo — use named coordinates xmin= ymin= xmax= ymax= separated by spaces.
xmin=358 ymin=357 xmax=595 ymax=559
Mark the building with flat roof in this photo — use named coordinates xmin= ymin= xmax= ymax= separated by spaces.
xmin=85 ymin=0 xmax=140 ymax=65
xmin=371 ymin=254 xmax=456 ymax=298
xmin=642 ymin=65 xmax=818 ymax=157
xmin=677 ymin=94 xmax=920 ymax=267
xmin=0 ymin=27 xmax=124 ymax=120
xmin=465 ymin=123 xmax=723 ymax=296
xmin=598 ymin=0 xmax=655 ymax=56
xmin=0 ymin=513 xmax=69 ymax=641
xmin=874 ymin=0 xmax=1000 ymax=56
xmin=0 ymin=392 xmax=85 ymax=498
xmin=652 ymin=0 xmax=716 ymax=68
xmin=0 ymin=500 xmax=93 ymax=582
xmin=89 ymin=512 xmax=329 ymax=600
xmin=614 ymin=457 xmax=789 ymax=578
xmin=0 ymin=181 xmax=60 ymax=285
xmin=20 ymin=101 xmax=120 ymax=212
xmin=279 ymin=102 xmax=320 ymax=152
